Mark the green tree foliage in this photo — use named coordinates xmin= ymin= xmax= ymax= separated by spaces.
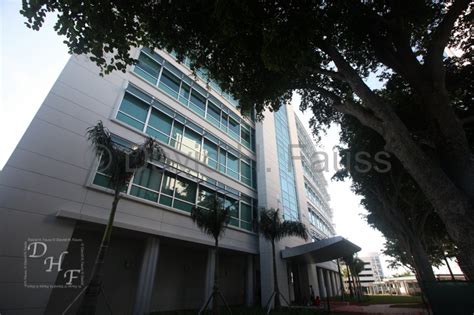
xmin=259 ymin=209 xmax=307 ymax=309
xmin=20 ymin=0 xmax=474 ymax=277
xmin=78 ymin=121 xmax=163 ymax=314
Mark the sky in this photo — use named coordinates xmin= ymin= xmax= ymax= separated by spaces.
xmin=0 ymin=1 xmax=461 ymax=276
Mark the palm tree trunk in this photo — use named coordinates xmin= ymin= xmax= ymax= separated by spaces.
xmin=78 ymin=188 xmax=121 ymax=314
xmin=347 ymin=268 xmax=353 ymax=298
xmin=213 ymin=238 xmax=220 ymax=315
xmin=271 ymin=240 xmax=281 ymax=309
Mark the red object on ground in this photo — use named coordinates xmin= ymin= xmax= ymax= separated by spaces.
xmin=314 ymin=296 xmax=321 ymax=306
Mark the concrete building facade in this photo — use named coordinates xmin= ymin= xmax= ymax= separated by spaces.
xmin=358 ymin=253 xmax=385 ymax=289
xmin=0 ymin=47 xmax=358 ymax=314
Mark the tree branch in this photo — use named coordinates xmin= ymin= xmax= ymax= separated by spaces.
xmin=307 ymin=66 xmax=346 ymax=81
xmin=319 ymin=41 xmax=391 ymax=120
xmin=311 ymin=86 xmax=385 ymax=135
xmin=425 ymin=0 xmax=471 ymax=80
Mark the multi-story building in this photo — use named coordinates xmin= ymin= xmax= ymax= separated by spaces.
xmin=358 ymin=253 xmax=385 ymax=289
xmin=0 ymin=47 xmax=359 ymax=314
xmin=366 ymin=274 xmax=465 ymax=296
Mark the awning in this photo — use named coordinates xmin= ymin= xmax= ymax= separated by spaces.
xmin=281 ymin=236 xmax=361 ymax=264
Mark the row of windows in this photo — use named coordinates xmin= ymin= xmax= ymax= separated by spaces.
xmin=301 ymin=159 xmax=325 ymax=191
xmin=168 ymin=51 xmax=244 ymax=111
xmin=295 ymin=118 xmax=329 ymax=201
xmin=304 ymin=181 xmax=331 ymax=218
xmin=133 ymin=49 xmax=256 ymax=151
xmin=308 ymin=208 xmax=333 ymax=237
xmin=93 ymin=155 xmax=258 ymax=232
xmin=116 ymin=86 xmax=257 ymax=189
xmin=274 ymin=106 xmax=300 ymax=221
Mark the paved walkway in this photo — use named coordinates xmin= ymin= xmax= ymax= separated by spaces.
xmin=331 ymin=303 xmax=428 ymax=314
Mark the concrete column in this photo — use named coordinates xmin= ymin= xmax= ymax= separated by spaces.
xmin=133 ymin=237 xmax=160 ymax=315
xmin=323 ymin=270 xmax=332 ymax=297
xmin=245 ymin=254 xmax=254 ymax=306
xmin=317 ymin=268 xmax=327 ymax=298
xmin=334 ymin=272 xmax=341 ymax=295
xmin=307 ymin=264 xmax=320 ymax=298
xmin=331 ymin=272 xmax=338 ymax=296
xmin=204 ymin=248 xmax=216 ymax=307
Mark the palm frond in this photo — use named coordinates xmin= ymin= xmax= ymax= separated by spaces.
xmin=191 ymin=196 xmax=230 ymax=241
xmin=258 ymin=208 xmax=280 ymax=241
xmin=277 ymin=221 xmax=308 ymax=241
xmin=259 ymin=208 xmax=308 ymax=242
xmin=86 ymin=121 xmax=114 ymax=158
xmin=87 ymin=121 xmax=165 ymax=190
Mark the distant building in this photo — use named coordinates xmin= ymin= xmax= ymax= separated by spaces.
xmin=366 ymin=274 xmax=466 ymax=296
xmin=358 ymin=253 xmax=384 ymax=288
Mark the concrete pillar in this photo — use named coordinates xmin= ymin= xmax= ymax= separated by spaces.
xmin=133 ymin=237 xmax=160 ymax=315
xmin=329 ymin=272 xmax=335 ymax=296
xmin=204 ymin=248 xmax=216 ymax=307
xmin=332 ymin=272 xmax=338 ymax=296
xmin=324 ymin=269 xmax=331 ymax=297
xmin=335 ymin=272 xmax=341 ymax=295
xmin=245 ymin=254 xmax=254 ymax=306
xmin=307 ymin=264 xmax=320 ymax=298
xmin=317 ymin=268 xmax=327 ymax=298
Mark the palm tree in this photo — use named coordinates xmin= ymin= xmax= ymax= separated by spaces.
xmin=74 ymin=121 xmax=163 ymax=314
xmin=344 ymin=255 xmax=365 ymax=301
xmin=352 ymin=257 xmax=365 ymax=299
xmin=259 ymin=208 xmax=308 ymax=309
xmin=341 ymin=262 xmax=353 ymax=298
xmin=191 ymin=195 xmax=231 ymax=315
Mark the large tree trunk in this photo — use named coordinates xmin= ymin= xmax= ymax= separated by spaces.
xmin=324 ymin=44 xmax=474 ymax=280
xmin=78 ymin=189 xmax=121 ymax=314
xmin=381 ymin=117 xmax=474 ymax=280
xmin=271 ymin=240 xmax=281 ymax=309
xmin=422 ymin=88 xmax=474 ymax=199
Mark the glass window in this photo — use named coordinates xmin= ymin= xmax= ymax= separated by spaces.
xmin=117 ymin=93 xmax=149 ymax=130
xmin=241 ymin=127 xmax=251 ymax=149
xmin=159 ymin=194 xmax=172 ymax=206
xmin=203 ymin=139 xmax=218 ymax=169
xmin=134 ymin=52 xmax=161 ymax=85
xmin=173 ymin=199 xmax=193 ymax=212
xmin=206 ymin=101 xmax=221 ymax=127
xmin=174 ymin=176 xmax=197 ymax=203
xmin=160 ymin=172 xmax=176 ymax=196
xmin=159 ymin=68 xmax=180 ymax=98
xmin=93 ymin=173 xmax=113 ymax=190
xmin=198 ymin=185 xmax=215 ymax=208
xmin=179 ymin=82 xmax=190 ymax=105
xmin=170 ymin=121 xmax=184 ymax=150
xmin=220 ymin=195 xmax=238 ymax=218
xmin=181 ymin=128 xmax=202 ymax=159
xmin=219 ymin=148 xmax=227 ymax=173
xmin=229 ymin=117 xmax=240 ymax=140
xmin=220 ymin=112 xmax=229 ymax=132
xmin=132 ymin=164 xmax=162 ymax=191
xmin=189 ymin=89 xmax=206 ymax=116
xmin=130 ymin=186 xmax=159 ymax=202
xmin=241 ymin=203 xmax=252 ymax=222
xmin=240 ymin=161 xmax=251 ymax=185
xmin=147 ymin=108 xmax=172 ymax=143
xmin=227 ymin=153 xmax=239 ymax=180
